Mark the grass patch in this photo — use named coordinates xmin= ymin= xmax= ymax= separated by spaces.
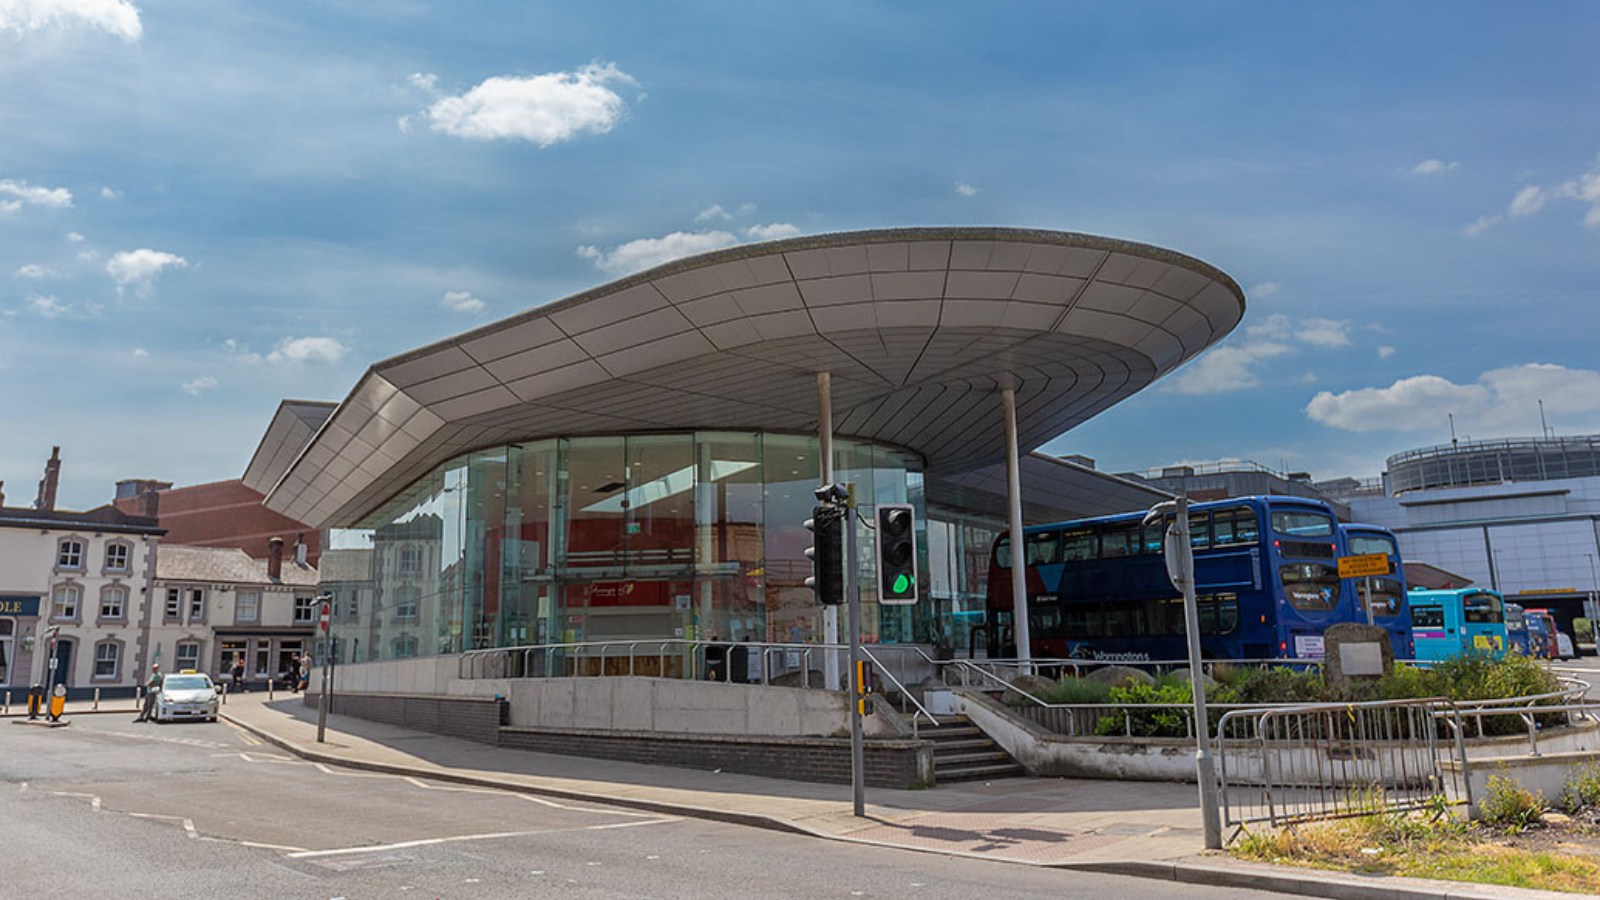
xmin=1233 ymin=808 xmax=1600 ymax=894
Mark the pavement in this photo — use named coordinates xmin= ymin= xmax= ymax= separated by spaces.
xmin=219 ymin=690 xmax=1583 ymax=899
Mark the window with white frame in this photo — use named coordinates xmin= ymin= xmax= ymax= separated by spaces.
xmin=236 ymin=590 xmax=261 ymax=622
xmin=175 ymin=642 xmax=201 ymax=671
xmin=94 ymin=641 xmax=120 ymax=678
xmin=188 ymin=588 xmax=205 ymax=622
xmin=398 ymin=545 xmax=422 ymax=578
xmin=392 ymin=633 xmax=418 ymax=658
xmin=293 ymin=595 xmax=315 ymax=624
xmin=100 ymin=585 xmax=127 ymax=620
xmin=104 ymin=542 xmax=130 ymax=572
xmin=165 ymin=587 xmax=181 ymax=619
xmin=345 ymin=590 xmax=359 ymax=619
xmin=51 ymin=583 xmax=80 ymax=620
xmin=57 ymin=539 xmax=84 ymax=569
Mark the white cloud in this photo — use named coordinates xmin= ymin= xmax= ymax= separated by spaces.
xmin=1377 ymin=346 xmax=1396 ymax=359
xmin=577 ymin=230 xmax=737 ymax=276
xmin=0 ymin=0 xmax=140 ymax=41
xmin=1248 ymin=281 xmax=1281 ymax=300
xmin=1509 ymin=185 xmax=1546 ymax=217
xmin=1168 ymin=340 xmax=1292 ymax=394
xmin=99 ymin=186 xmax=121 ymax=200
xmin=180 ymin=375 xmax=218 ymax=396
xmin=0 ymin=179 xmax=73 ymax=210
xmin=1244 ymin=313 xmax=1291 ymax=340
xmin=1409 ymin=159 xmax=1459 ymax=176
xmin=408 ymin=71 xmax=437 ymax=91
xmin=65 ymin=231 xmax=84 ymax=242
xmin=132 ymin=347 xmax=148 ymax=358
xmin=106 ymin=248 xmax=188 ymax=292
xmin=223 ymin=338 xmax=261 ymax=364
xmin=1464 ymin=214 xmax=1500 ymax=236
xmin=696 ymin=204 xmax=732 ymax=222
xmin=956 ymin=182 xmax=980 ymax=197
xmin=423 ymin=62 xmax=637 ymax=146
xmin=1295 ymin=318 xmax=1351 ymax=348
xmin=1498 ymin=156 xmax=1600 ymax=227
xmin=1306 ymin=363 xmax=1600 ymax=435
xmin=440 ymin=290 xmax=486 ymax=315
xmin=267 ymin=336 xmax=349 ymax=365
xmin=15 ymin=264 xmax=56 ymax=278
xmin=744 ymin=222 xmax=799 ymax=241
xmin=25 ymin=293 xmax=67 ymax=318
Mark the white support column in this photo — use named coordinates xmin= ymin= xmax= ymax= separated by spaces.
xmin=1002 ymin=388 xmax=1032 ymax=674
xmin=819 ymin=372 xmax=841 ymax=691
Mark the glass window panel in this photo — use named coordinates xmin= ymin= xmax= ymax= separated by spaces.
xmin=622 ymin=434 xmax=695 ymax=574
xmin=1025 ymin=531 xmax=1059 ymax=565
xmin=564 ymin=437 xmax=628 ymax=572
xmin=762 ymin=433 xmax=821 ymax=645
xmin=1061 ymin=528 xmax=1096 ymax=562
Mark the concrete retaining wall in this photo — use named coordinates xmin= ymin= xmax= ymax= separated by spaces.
xmin=956 ymin=689 xmax=1600 ymax=783
xmin=1443 ymin=750 xmax=1600 ymax=816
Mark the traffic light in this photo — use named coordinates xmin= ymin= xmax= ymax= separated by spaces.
xmin=876 ymin=503 xmax=918 ymax=605
xmin=804 ymin=504 xmax=845 ymax=606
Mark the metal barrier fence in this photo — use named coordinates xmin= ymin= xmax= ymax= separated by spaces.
xmin=1216 ymin=698 xmax=1471 ymax=839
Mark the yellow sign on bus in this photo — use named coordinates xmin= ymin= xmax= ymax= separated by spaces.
xmin=1337 ymin=553 xmax=1392 ymax=579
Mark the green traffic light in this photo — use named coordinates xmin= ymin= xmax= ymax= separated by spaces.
xmin=892 ymin=573 xmax=910 ymax=594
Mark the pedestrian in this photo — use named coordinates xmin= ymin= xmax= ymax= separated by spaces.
xmin=297 ymin=654 xmax=311 ymax=692
xmin=230 ymin=656 xmax=245 ymax=692
xmin=286 ymin=656 xmax=300 ymax=693
xmin=134 ymin=663 xmax=163 ymax=722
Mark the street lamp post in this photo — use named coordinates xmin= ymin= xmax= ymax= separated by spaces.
xmin=1145 ymin=491 xmax=1223 ymax=850
xmin=315 ymin=594 xmax=333 ymax=743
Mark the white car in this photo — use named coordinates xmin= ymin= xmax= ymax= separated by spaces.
xmin=155 ymin=672 xmax=220 ymax=723
xmin=1556 ymin=631 xmax=1576 ymax=660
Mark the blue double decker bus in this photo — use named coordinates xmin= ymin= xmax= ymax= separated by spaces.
xmin=986 ymin=496 xmax=1350 ymax=662
xmin=1339 ymin=523 xmax=1412 ymax=659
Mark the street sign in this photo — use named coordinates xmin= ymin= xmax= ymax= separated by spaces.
xmin=318 ymin=601 xmax=331 ymax=632
xmin=1338 ymin=553 xmax=1392 ymax=579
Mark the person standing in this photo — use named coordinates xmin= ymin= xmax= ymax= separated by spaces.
xmin=285 ymin=655 xmax=300 ymax=693
xmin=134 ymin=663 xmax=163 ymax=722
xmin=230 ymin=656 xmax=245 ymax=693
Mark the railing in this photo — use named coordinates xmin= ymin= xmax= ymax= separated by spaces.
xmin=1217 ymin=698 xmax=1471 ymax=839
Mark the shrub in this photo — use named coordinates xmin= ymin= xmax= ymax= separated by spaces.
xmin=1037 ymin=677 xmax=1115 ymax=705
xmin=1095 ymin=675 xmax=1194 ymax=737
xmin=1223 ymin=666 xmax=1326 ymax=705
xmin=1479 ymin=773 xmax=1543 ymax=832
xmin=1559 ymin=761 xmax=1600 ymax=813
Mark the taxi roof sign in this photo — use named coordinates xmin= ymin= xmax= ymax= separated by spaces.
xmin=1338 ymin=553 xmax=1393 ymax=579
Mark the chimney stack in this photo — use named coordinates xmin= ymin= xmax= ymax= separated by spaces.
xmin=35 ymin=446 xmax=61 ymax=512
xmin=0 ymin=479 xmax=6 ymax=507
xmin=136 ymin=488 xmax=161 ymax=519
xmin=268 ymin=536 xmax=284 ymax=580
xmin=294 ymin=532 xmax=308 ymax=566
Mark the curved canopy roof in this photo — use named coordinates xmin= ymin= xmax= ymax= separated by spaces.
xmin=261 ymin=227 xmax=1244 ymax=528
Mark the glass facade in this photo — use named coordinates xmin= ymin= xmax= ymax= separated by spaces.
xmin=322 ymin=431 xmax=932 ymax=666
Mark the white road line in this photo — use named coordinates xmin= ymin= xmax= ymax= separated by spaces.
xmin=47 ymin=790 xmax=102 ymax=811
xmin=284 ymin=817 xmax=678 ymax=860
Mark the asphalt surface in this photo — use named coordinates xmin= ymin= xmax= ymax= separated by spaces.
xmin=1555 ymin=654 xmax=1600 ymax=699
xmin=0 ymin=714 xmax=1284 ymax=900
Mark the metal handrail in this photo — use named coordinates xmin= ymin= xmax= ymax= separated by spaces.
xmin=860 ymin=646 xmax=940 ymax=730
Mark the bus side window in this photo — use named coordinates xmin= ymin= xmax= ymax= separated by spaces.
xmin=1139 ymin=522 xmax=1162 ymax=554
xmin=1213 ymin=507 xmax=1258 ymax=547
xmin=995 ymin=537 xmax=1011 ymax=569
xmin=1025 ymin=531 xmax=1060 ymax=566
xmin=1065 ymin=603 xmax=1103 ymax=638
xmin=1061 ymin=528 xmax=1096 ymax=562
xmin=1412 ymin=606 xmax=1445 ymax=628
xmin=1189 ymin=513 xmax=1211 ymax=549
xmin=1101 ymin=524 xmax=1136 ymax=558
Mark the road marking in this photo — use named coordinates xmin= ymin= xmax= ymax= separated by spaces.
xmin=284 ymin=817 xmax=679 ymax=859
xmin=47 ymin=790 xmax=101 ymax=811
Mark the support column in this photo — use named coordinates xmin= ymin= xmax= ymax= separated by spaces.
xmin=1002 ymin=388 xmax=1032 ymax=674
xmin=819 ymin=372 xmax=841 ymax=691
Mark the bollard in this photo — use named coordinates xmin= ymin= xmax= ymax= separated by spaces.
xmin=93 ymin=688 xmax=100 ymax=710
xmin=3 ymin=691 xmax=8 ymax=715
xmin=268 ymin=678 xmax=275 ymax=700
xmin=221 ymin=682 xmax=228 ymax=706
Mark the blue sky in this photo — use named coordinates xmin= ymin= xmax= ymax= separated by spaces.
xmin=3 ymin=1 xmax=1598 ymax=510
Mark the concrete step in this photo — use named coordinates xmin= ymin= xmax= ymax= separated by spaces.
xmin=920 ymin=726 xmax=983 ymax=742
xmin=936 ymin=762 xmax=1028 ymax=783
xmin=927 ymin=737 xmax=995 ymax=754
xmin=934 ymin=750 xmax=1013 ymax=766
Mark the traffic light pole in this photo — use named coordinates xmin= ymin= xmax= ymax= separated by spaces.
xmin=846 ymin=503 xmax=865 ymax=817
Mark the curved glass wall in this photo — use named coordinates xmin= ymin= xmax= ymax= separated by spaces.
xmin=323 ymin=431 xmax=928 ymax=665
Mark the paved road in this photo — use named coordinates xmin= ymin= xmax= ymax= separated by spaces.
xmin=1555 ymin=655 xmax=1600 ymax=699
xmin=1 ymin=714 xmax=1281 ymax=899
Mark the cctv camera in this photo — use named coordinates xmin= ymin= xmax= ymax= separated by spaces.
xmin=813 ymin=482 xmax=849 ymax=503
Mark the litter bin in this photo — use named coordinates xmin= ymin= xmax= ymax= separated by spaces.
xmin=704 ymin=644 xmax=728 ymax=682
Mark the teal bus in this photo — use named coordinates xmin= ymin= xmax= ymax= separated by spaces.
xmin=1409 ymin=588 xmax=1508 ymax=662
